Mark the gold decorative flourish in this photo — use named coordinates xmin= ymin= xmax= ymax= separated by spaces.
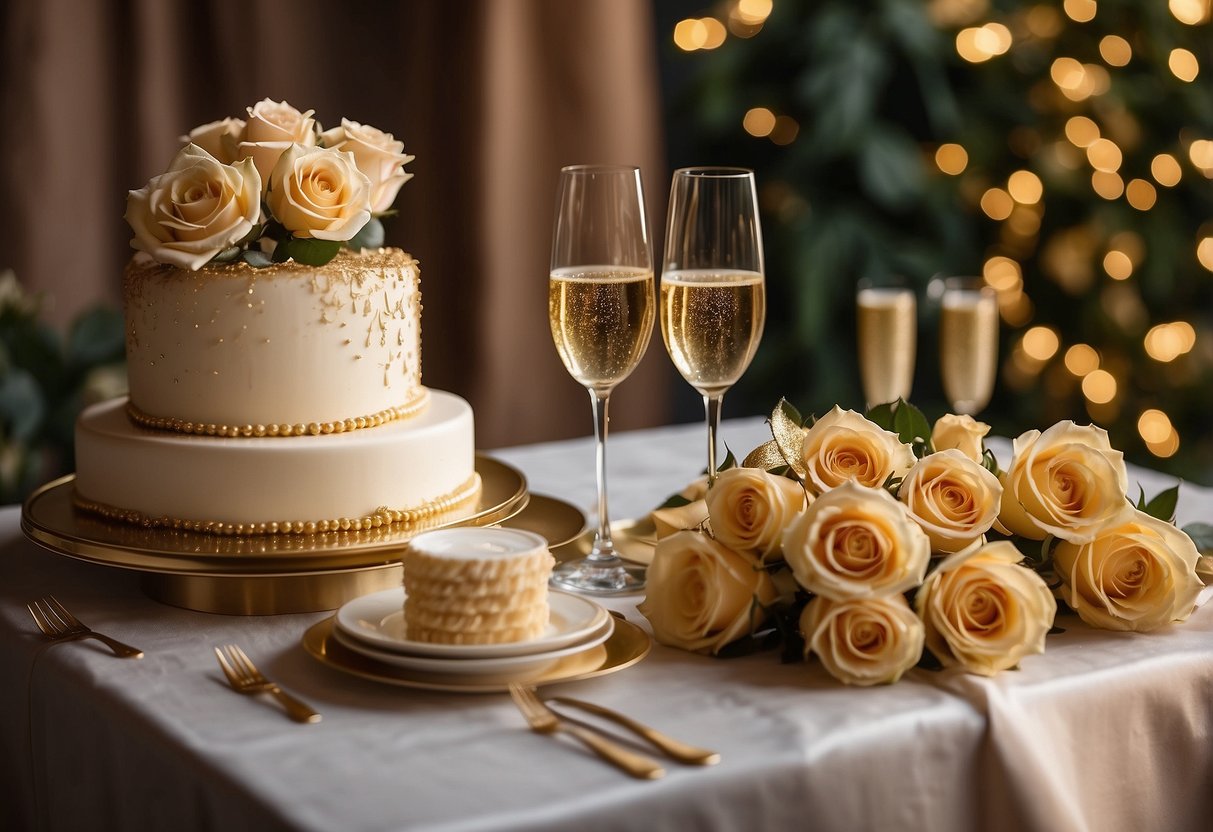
xmin=73 ymin=473 xmax=482 ymax=537
xmin=125 ymin=388 xmax=430 ymax=437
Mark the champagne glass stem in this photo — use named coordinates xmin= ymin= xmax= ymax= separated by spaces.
xmin=588 ymin=389 xmax=616 ymax=561
xmin=705 ymin=393 xmax=723 ymax=486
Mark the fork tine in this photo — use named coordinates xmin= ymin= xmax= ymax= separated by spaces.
xmin=508 ymin=683 xmax=539 ymax=719
xmin=37 ymin=597 xmax=74 ymax=634
xmin=229 ymin=645 xmax=264 ymax=683
xmin=45 ymin=596 xmax=84 ymax=629
xmin=27 ymin=602 xmax=56 ymax=637
xmin=214 ymin=646 xmax=241 ymax=687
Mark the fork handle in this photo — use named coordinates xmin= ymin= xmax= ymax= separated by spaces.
xmin=549 ymin=697 xmax=719 ymax=765
xmin=561 ymin=723 xmax=664 ymax=780
xmin=267 ymin=686 xmax=322 ymax=723
xmin=82 ymin=632 xmax=145 ymax=659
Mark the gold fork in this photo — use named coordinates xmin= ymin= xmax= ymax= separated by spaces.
xmin=508 ymin=683 xmax=664 ymax=779
xmin=546 ymin=695 xmax=720 ymax=765
xmin=214 ymin=644 xmax=321 ymax=724
xmin=27 ymin=595 xmax=144 ymax=658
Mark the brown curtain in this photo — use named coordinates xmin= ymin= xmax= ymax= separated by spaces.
xmin=0 ymin=0 xmax=673 ymax=448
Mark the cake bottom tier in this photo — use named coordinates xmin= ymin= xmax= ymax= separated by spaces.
xmin=74 ymin=391 xmax=478 ymax=534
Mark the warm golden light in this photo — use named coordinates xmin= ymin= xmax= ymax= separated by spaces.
xmin=1169 ymin=48 xmax=1200 ymax=82
xmin=743 ymin=108 xmax=776 ymax=137
xmin=1099 ymin=35 xmax=1132 ymax=67
xmin=703 ymin=17 xmax=727 ymax=48
xmin=1103 ymin=250 xmax=1133 ymax=280
xmin=1125 ymin=179 xmax=1158 ymax=211
xmin=1064 ymin=116 xmax=1100 ymax=148
xmin=1082 ymin=369 xmax=1116 ymax=403
xmin=1065 ymin=343 xmax=1100 ymax=376
xmin=1138 ymin=409 xmax=1174 ymax=445
xmin=1146 ymin=430 xmax=1180 ymax=459
xmin=1050 ymin=57 xmax=1085 ymax=91
xmin=1110 ymin=230 xmax=1145 ymax=265
xmin=1007 ymin=170 xmax=1043 ymax=204
xmin=956 ymin=24 xmax=1012 ymax=62
xmin=1151 ymin=153 xmax=1183 ymax=187
xmin=1007 ymin=205 xmax=1042 ymax=236
xmin=1145 ymin=322 xmax=1197 ymax=362
xmin=1026 ymin=4 xmax=1065 ymax=37
xmin=1091 ymin=170 xmax=1124 ymax=199
xmin=1064 ymin=0 xmax=1097 ymax=22
xmin=769 ymin=115 xmax=800 ymax=146
xmin=1086 ymin=138 xmax=1122 ymax=171
xmin=983 ymin=256 xmax=1022 ymax=291
xmin=1170 ymin=0 xmax=1211 ymax=25
xmin=736 ymin=0 xmax=774 ymax=25
xmin=1189 ymin=139 xmax=1213 ymax=172
xmin=999 ymin=292 xmax=1034 ymax=326
xmin=980 ymin=188 xmax=1014 ymax=220
xmin=1023 ymin=326 xmax=1060 ymax=361
xmin=1198 ymin=236 xmax=1213 ymax=272
xmin=674 ymin=19 xmax=705 ymax=50
xmin=935 ymin=143 xmax=969 ymax=174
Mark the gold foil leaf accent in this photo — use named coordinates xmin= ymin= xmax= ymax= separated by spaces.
xmin=742 ymin=440 xmax=790 ymax=471
xmin=769 ymin=399 xmax=807 ymax=476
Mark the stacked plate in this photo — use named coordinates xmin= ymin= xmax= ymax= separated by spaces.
xmin=332 ymin=587 xmax=614 ymax=683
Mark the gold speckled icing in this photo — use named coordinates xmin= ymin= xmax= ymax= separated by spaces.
xmin=123 ymin=247 xmax=423 ymax=430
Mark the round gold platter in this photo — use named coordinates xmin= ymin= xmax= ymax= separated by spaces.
xmin=302 ymin=614 xmax=650 ymax=693
xmin=20 ymin=455 xmax=587 ymax=615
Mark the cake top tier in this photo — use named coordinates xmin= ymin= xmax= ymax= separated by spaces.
xmin=125 ymin=99 xmax=413 ymax=271
xmin=127 ymin=246 xmax=415 ymax=279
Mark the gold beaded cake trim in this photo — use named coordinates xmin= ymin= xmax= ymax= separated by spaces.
xmin=126 ymin=388 xmax=430 ymax=437
xmin=72 ymin=473 xmax=482 ymax=537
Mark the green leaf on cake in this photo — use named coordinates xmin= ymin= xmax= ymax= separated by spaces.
xmin=208 ymin=246 xmax=242 ymax=265
xmin=272 ymin=237 xmax=342 ymax=266
xmin=1182 ymin=522 xmax=1213 ymax=555
xmin=242 ymin=249 xmax=274 ymax=269
xmin=347 ymin=216 xmax=385 ymax=252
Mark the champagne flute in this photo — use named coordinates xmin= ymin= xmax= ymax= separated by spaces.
xmin=856 ymin=276 xmax=917 ymax=408
xmin=548 ymin=165 xmax=655 ymax=594
xmin=939 ymin=277 xmax=999 ymax=415
xmin=660 ymin=168 xmax=765 ymax=486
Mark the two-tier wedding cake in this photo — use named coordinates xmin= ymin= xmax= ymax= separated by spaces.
xmin=73 ymin=100 xmax=479 ymax=534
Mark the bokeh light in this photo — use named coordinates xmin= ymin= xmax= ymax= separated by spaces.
xmin=1064 ymin=0 xmax=1098 ymax=23
xmin=1198 ymin=236 xmax=1213 ymax=272
xmin=980 ymin=187 xmax=1014 ymax=220
xmin=674 ymin=17 xmax=727 ymax=51
xmin=1065 ymin=344 xmax=1101 ymax=376
xmin=1103 ymin=250 xmax=1133 ymax=280
xmin=935 ymin=143 xmax=969 ymax=175
xmin=1099 ymin=35 xmax=1132 ymax=67
xmin=1091 ymin=170 xmax=1124 ymax=199
xmin=1082 ymin=369 xmax=1117 ymax=403
xmin=1087 ymin=138 xmax=1122 ymax=171
xmin=1138 ymin=409 xmax=1174 ymax=444
xmin=1064 ymin=116 xmax=1100 ymax=148
xmin=1169 ymin=48 xmax=1200 ymax=82
xmin=1144 ymin=322 xmax=1197 ymax=362
xmin=1007 ymin=170 xmax=1043 ymax=204
xmin=1023 ymin=326 xmax=1060 ymax=361
xmin=1125 ymin=179 xmax=1158 ymax=211
xmin=743 ymin=108 xmax=776 ymax=137
xmin=1151 ymin=153 xmax=1183 ymax=186
xmin=1170 ymin=0 xmax=1211 ymax=25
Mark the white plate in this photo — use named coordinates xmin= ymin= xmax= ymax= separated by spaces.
xmin=334 ymin=587 xmax=609 ymax=658
xmin=331 ymin=616 xmax=615 ymax=677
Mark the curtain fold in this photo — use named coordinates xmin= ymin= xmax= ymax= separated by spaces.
xmin=0 ymin=0 xmax=672 ymax=448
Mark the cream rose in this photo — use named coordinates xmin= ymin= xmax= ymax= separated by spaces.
xmin=651 ymin=478 xmax=709 ymax=539
xmin=998 ymin=421 xmax=1131 ymax=543
xmin=931 ymin=414 xmax=990 ymax=463
xmin=706 ymin=467 xmax=808 ymax=562
xmin=320 ymin=119 xmax=414 ymax=213
xmin=638 ymin=531 xmax=777 ymax=655
xmin=800 ymin=595 xmax=924 ymax=686
xmin=783 ymin=480 xmax=930 ymax=600
xmin=267 ymin=145 xmax=372 ymax=242
xmin=1053 ymin=510 xmax=1203 ymax=632
xmin=899 ymin=449 xmax=1002 ymax=554
xmin=915 ymin=540 xmax=1056 ymax=675
xmin=181 ymin=117 xmax=245 ymax=164
xmin=239 ymin=98 xmax=318 ymax=182
xmin=799 ymin=406 xmax=915 ymax=494
xmin=125 ymin=144 xmax=261 ymax=271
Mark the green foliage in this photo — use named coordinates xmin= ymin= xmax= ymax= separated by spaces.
xmin=348 ymin=216 xmax=386 ymax=252
xmin=667 ymin=0 xmax=1213 ymax=484
xmin=272 ymin=237 xmax=342 ymax=266
xmin=1137 ymin=484 xmax=1180 ymax=522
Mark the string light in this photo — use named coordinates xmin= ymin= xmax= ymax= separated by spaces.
xmin=1065 ymin=344 xmax=1100 ymax=376
xmin=743 ymin=108 xmax=776 ymax=137
xmin=1007 ymin=170 xmax=1043 ymax=203
xmin=1022 ymin=326 xmax=1060 ymax=360
xmin=1109 ymin=230 xmax=1146 ymax=265
xmin=1169 ymin=0 xmax=1211 ymax=25
xmin=983 ymin=256 xmax=1022 ymax=291
xmin=956 ymin=23 xmax=1013 ymax=63
xmin=1103 ymin=250 xmax=1133 ymax=280
xmin=1188 ymin=139 xmax=1213 ymax=175
xmin=1151 ymin=154 xmax=1183 ymax=186
xmin=1169 ymin=48 xmax=1200 ymax=82
xmin=1064 ymin=0 xmax=1098 ymax=23
xmin=1138 ymin=409 xmax=1174 ymax=444
xmin=935 ymin=143 xmax=969 ymax=174
xmin=1144 ymin=322 xmax=1197 ymax=362
xmin=735 ymin=0 xmax=773 ymax=24
xmin=1125 ymin=179 xmax=1158 ymax=211
xmin=1086 ymin=138 xmax=1122 ymax=171
xmin=1099 ymin=35 xmax=1132 ymax=67
xmin=770 ymin=116 xmax=800 ymax=146
xmin=1025 ymin=4 xmax=1065 ymax=37
xmin=1146 ymin=430 xmax=1180 ymax=458
xmin=1198 ymin=236 xmax=1213 ymax=272
xmin=1091 ymin=170 xmax=1124 ymax=199
xmin=1064 ymin=116 xmax=1100 ymax=148
xmin=674 ymin=17 xmax=726 ymax=51
xmin=980 ymin=187 xmax=1014 ymax=220
xmin=1082 ymin=369 xmax=1117 ymax=403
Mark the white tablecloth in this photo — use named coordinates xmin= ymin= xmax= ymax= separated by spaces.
xmin=2 ymin=417 xmax=1212 ymax=832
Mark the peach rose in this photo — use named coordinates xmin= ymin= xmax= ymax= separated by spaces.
xmin=931 ymin=414 xmax=990 ymax=463
xmin=706 ymin=467 xmax=808 ymax=562
xmin=899 ymin=449 xmax=1003 ymax=554
xmin=267 ymin=145 xmax=371 ymax=242
xmin=180 ymin=117 xmax=245 ymax=165
xmin=915 ymin=540 xmax=1056 ymax=675
xmin=320 ymin=118 xmax=415 ymax=213
xmin=638 ymin=531 xmax=777 ymax=655
xmin=998 ymin=422 xmax=1131 ymax=543
xmin=783 ymin=481 xmax=930 ymax=600
xmin=1053 ymin=510 xmax=1203 ymax=632
xmin=239 ymin=98 xmax=318 ymax=182
xmin=799 ymin=407 xmax=915 ymax=495
xmin=125 ymin=144 xmax=261 ymax=271
xmin=800 ymin=595 xmax=924 ymax=686
xmin=650 ymin=477 xmax=709 ymax=539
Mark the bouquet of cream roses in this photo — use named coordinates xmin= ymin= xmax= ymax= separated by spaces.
xmin=125 ymin=99 xmax=413 ymax=270
xmin=638 ymin=400 xmax=1212 ymax=685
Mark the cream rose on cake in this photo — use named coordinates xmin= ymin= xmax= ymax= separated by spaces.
xmin=239 ymin=98 xmax=318 ymax=182
xmin=800 ymin=595 xmax=924 ymax=686
xmin=799 ymin=407 xmax=915 ymax=495
xmin=1053 ymin=510 xmax=1203 ymax=632
xmin=931 ymin=414 xmax=990 ymax=463
xmin=267 ymin=145 xmax=372 ymax=242
xmin=706 ymin=467 xmax=808 ymax=562
xmin=899 ymin=449 xmax=1002 ymax=554
xmin=321 ymin=119 xmax=415 ymax=214
xmin=915 ymin=540 xmax=1056 ymax=675
xmin=124 ymin=144 xmax=261 ymax=271
xmin=638 ymin=531 xmax=777 ymax=655
xmin=998 ymin=421 xmax=1131 ymax=543
xmin=783 ymin=481 xmax=930 ymax=600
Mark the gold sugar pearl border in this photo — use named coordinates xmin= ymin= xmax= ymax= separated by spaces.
xmin=72 ymin=473 xmax=482 ymax=537
xmin=125 ymin=388 xmax=431 ymax=438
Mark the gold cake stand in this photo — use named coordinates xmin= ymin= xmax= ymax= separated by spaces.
xmin=20 ymin=455 xmax=589 ymax=615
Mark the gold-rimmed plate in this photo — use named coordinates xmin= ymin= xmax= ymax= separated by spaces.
xmin=302 ymin=614 xmax=650 ymax=693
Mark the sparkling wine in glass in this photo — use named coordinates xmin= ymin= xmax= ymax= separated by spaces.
xmin=660 ymin=168 xmax=765 ymax=485
xmin=856 ymin=277 xmax=916 ymax=408
xmin=548 ymin=165 xmax=654 ymax=594
xmin=939 ymin=277 xmax=999 ymax=415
